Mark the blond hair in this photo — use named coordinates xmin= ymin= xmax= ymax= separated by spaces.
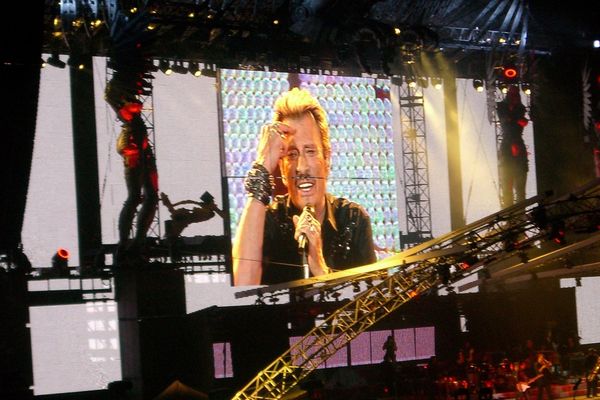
xmin=273 ymin=88 xmax=330 ymax=160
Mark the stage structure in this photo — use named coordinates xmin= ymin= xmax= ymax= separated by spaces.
xmin=232 ymin=179 xmax=600 ymax=399
xmin=397 ymin=84 xmax=433 ymax=248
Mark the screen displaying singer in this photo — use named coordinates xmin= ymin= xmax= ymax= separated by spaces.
xmin=232 ymin=88 xmax=376 ymax=285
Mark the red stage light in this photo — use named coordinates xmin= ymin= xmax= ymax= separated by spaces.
xmin=56 ymin=248 xmax=70 ymax=260
xmin=503 ymin=67 xmax=518 ymax=79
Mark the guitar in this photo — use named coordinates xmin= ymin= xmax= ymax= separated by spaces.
xmin=516 ymin=374 xmax=544 ymax=393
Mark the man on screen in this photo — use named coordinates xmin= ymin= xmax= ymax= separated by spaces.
xmin=232 ymin=88 xmax=376 ymax=285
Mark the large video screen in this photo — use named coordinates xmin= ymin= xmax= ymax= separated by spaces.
xmin=24 ymin=56 xmax=550 ymax=394
xmin=221 ymin=70 xmax=401 ymax=257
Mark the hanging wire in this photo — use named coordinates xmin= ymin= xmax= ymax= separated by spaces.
xmin=98 ymin=57 xmax=120 ymax=208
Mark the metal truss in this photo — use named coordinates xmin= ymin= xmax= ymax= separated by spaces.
xmin=398 ymin=84 xmax=433 ymax=247
xmin=138 ymin=91 xmax=162 ymax=239
xmin=232 ymin=262 xmax=441 ymax=400
xmin=232 ymin=180 xmax=600 ymax=399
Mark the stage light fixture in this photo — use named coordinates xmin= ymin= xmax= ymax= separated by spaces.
xmin=500 ymin=65 xmax=520 ymax=85
xmin=431 ymin=77 xmax=442 ymax=89
xmin=498 ymin=82 xmax=508 ymax=94
xmin=46 ymin=53 xmax=66 ymax=69
xmin=549 ymin=221 xmax=566 ymax=245
xmin=188 ymin=62 xmax=201 ymax=77
xmin=159 ymin=59 xmax=172 ymax=75
xmin=51 ymin=248 xmax=70 ymax=276
xmin=406 ymin=75 xmax=417 ymax=88
xmin=503 ymin=66 xmax=518 ymax=80
xmin=521 ymin=82 xmax=531 ymax=95
xmin=201 ymin=64 xmax=217 ymax=78
xmin=472 ymin=79 xmax=484 ymax=92
xmin=171 ymin=61 xmax=187 ymax=74
xmin=68 ymin=56 xmax=86 ymax=70
xmin=417 ymin=77 xmax=429 ymax=88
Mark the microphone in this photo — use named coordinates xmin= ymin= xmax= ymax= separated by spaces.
xmin=297 ymin=204 xmax=315 ymax=252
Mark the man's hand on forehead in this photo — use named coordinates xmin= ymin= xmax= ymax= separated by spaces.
xmin=272 ymin=121 xmax=295 ymax=139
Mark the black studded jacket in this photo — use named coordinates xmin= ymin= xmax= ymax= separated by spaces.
xmin=261 ymin=193 xmax=376 ymax=285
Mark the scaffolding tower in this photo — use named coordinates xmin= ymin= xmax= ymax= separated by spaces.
xmin=397 ymin=84 xmax=433 ymax=248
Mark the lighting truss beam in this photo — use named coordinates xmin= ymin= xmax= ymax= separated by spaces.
xmin=232 ymin=179 xmax=600 ymax=399
xmin=232 ymin=262 xmax=441 ymax=400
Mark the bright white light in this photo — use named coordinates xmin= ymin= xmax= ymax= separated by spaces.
xmin=594 ymin=39 xmax=600 ymax=49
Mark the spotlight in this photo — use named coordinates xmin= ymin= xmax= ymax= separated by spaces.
xmin=51 ymin=248 xmax=70 ymax=276
xmin=46 ymin=53 xmax=66 ymax=69
xmin=68 ymin=55 xmax=86 ymax=70
xmin=499 ymin=64 xmax=520 ymax=85
xmin=498 ymin=82 xmax=508 ymax=94
xmin=406 ymin=75 xmax=417 ymax=88
xmin=417 ymin=77 xmax=429 ymax=88
xmin=503 ymin=66 xmax=518 ymax=80
xmin=188 ymin=62 xmax=201 ymax=77
xmin=459 ymin=255 xmax=478 ymax=270
xmin=549 ymin=221 xmax=566 ymax=245
xmin=159 ymin=59 xmax=172 ymax=75
xmin=201 ymin=64 xmax=217 ymax=78
xmin=472 ymin=79 xmax=484 ymax=92
xmin=431 ymin=77 xmax=442 ymax=89
xmin=171 ymin=61 xmax=187 ymax=74
xmin=521 ymin=82 xmax=531 ymax=95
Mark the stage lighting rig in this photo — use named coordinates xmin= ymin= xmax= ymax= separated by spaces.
xmin=431 ymin=77 xmax=442 ymax=89
xmin=472 ymin=79 xmax=484 ymax=92
xmin=171 ymin=61 xmax=188 ymax=74
xmin=159 ymin=59 xmax=172 ymax=75
xmin=188 ymin=62 xmax=202 ymax=77
xmin=498 ymin=64 xmax=520 ymax=85
xmin=51 ymin=248 xmax=70 ymax=277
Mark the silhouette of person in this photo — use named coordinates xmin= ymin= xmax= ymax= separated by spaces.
xmin=585 ymin=348 xmax=599 ymax=398
xmin=383 ymin=335 xmax=397 ymax=363
xmin=115 ymin=112 xmax=159 ymax=259
xmin=161 ymin=191 xmax=225 ymax=239
xmin=534 ymin=352 xmax=553 ymax=400
xmin=497 ymin=85 xmax=529 ymax=208
xmin=105 ymin=79 xmax=159 ymax=262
